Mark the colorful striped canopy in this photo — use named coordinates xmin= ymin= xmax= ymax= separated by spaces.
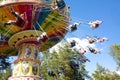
xmin=0 ymin=0 xmax=70 ymax=56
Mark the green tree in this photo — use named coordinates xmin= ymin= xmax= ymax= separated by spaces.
xmin=92 ymin=64 xmax=120 ymax=80
xmin=39 ymin=43 xmax=90 ymax=80
xmin=110 ymin=44 xmax=120 ymax=68
xmin=0 ymin=56 xmax=11 ymax=72
xmin=0 ymin=66 xmax=12 ymax=80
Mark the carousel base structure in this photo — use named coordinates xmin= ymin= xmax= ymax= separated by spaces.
xmin=8 ymin=30 xmax=42 ymax=80
xmin=8 ymin=76 xmax=41 ymax=80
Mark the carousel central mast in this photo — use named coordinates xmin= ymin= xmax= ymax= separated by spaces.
xmin=8 ymin=31 xmax=42 ymax=80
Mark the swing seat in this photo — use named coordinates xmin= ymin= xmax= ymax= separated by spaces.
xmin=56 ymin=0 xmax=66 ymax=9
xmin=70 ymin=25 xmax=77 ymax=32
xmin=15 ymin=18 xmax=27 ymax=28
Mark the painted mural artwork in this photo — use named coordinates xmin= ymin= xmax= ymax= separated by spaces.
xmin=34 ymin=48 xmax=38 ymax=59
xmin=25 ymin=46 xmax=31 ymax=58
xmin=33 ymin=62 xmax=38 ymax=75
xmin=13 ymin=63 xmax=20 ymax=76
xmin=22 ymin=61 xmax=29 ymax=75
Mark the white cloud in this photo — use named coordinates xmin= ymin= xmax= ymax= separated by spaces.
xmin=115 ymin=71 xmax=120 ymax=75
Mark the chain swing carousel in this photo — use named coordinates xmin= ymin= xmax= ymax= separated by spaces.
xmin=0 ymin=0 xmax=70 ymax=80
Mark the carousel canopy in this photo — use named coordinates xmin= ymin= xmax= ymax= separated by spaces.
xmin=0 ymin=0 xmax=70 ymax=56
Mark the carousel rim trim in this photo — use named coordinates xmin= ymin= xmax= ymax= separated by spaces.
xmin=8 ymin=30 xmax=42 ymax=48
xmin=14 ymin=58 xmax=40 ymax=64
xmin=0 ymin=1 xmax=68 ymax=19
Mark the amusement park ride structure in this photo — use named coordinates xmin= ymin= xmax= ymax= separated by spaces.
xmin=0 ymin=0 xmax=105 ymax=80
xmin=0 ymin=0 xmax=70 ymax=80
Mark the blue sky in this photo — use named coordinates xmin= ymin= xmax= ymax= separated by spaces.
xmin=65 ymin=0 xmax=120 ymax=75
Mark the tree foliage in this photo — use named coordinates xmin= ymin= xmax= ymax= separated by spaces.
xmin=110 ymin=44 xmax=120 ymax=68
xmin=92 ymin=64 xmax=120 ymax=80
xmin=39 ymin=44 xmax=90 ymax=80
xmin=0 ymin=56 xmax=11 ymax=72
xmin=0 ymin=66 xmax=12 ymax=80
